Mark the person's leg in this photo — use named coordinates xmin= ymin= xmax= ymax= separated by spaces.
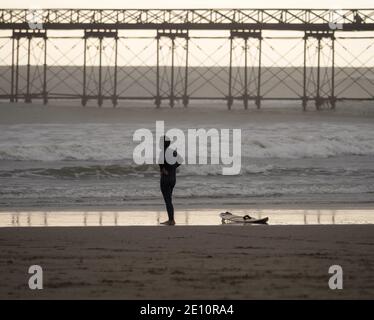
xmin=164 ymin=183 xmax=174 ymax=221
xmin=167 ymin=178 xmax=176 ymax=220
xmin=160 ymin=177 xmax=175 ymax=224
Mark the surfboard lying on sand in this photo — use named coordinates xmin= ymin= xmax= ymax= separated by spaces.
xmin=220 ymin=212 xmax=269 ymax=224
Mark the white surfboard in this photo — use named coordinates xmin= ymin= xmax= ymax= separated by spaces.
xmin=220 ymin=212 xmax=269 ymax=224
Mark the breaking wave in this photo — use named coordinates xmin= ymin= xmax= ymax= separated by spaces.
xmin=1 ymin=163 xmax=373 ymax=179
xmin=0 ymin=122 xmax=374 ymax=161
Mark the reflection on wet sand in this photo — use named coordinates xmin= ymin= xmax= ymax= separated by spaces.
xmin=1 ymin=209 xmax=374 ymax=227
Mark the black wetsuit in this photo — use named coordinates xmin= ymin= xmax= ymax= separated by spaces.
xmin=159 ymin=149 xmax=180 ymax=221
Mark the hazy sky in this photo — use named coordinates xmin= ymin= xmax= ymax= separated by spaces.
xmin=1 ymin=0 xmax=374 ymax=9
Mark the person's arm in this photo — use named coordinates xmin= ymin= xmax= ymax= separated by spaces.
xmin=158 ymin=150 xmax=168 ymax=175
xmin=174 ymin=150 xmax=183 ymax=168
xmin=159 ymin=164 xmax=169 ymax=175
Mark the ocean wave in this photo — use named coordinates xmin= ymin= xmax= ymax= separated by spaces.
xmin=0 ymin=123 xmax=374 ymax=161
xmin=1 ymin=163 xmax=372 ymax=179
xmin=0 ymin=164 xmax=158 ymax=179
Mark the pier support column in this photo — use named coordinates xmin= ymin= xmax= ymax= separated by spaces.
xmin=10 ymin=37 xmax=15 ymax=102
xmin=83 ymin=30 xmax=117 ymax=107
xmin=98 ymin=36 xmax=103 ymax=107
xmin=331 ymin=35 xmax=336 ymax=109
xmin=170 ymin=36 xmax=175 ymax=108
xmin=15 ymin=37 xmax=19 ymax=102
xmin=155 ymin=34 xmax=161 ymax=107
xmin=183 ymin=35 xmax=189 ymax=107
xmin=302 ymin=34 xmax=307 ymax=111
xmin=316 ymin=37 xmax=321 ymax=110
xmin=304 ymin=31 xmax=335 ymax=111
xmin=43 ymin=35 xmax=48 ymax=105
xmin=25 ymin=36 xmax=31 ymax=103
xmin=156 ymin=30 xmax=189 ymax=108
xmin=113 ymin=35 xmax=118 ymax=107
xmin=256 ymin=35 xmax=263 ymax=109
xmin=12 ymin=30 xmax=46 ymax=104
xmin=227 ymin=35 xmax=233 ymax=109
xmin=244 ymin=37 xmax=248 ymax=109
xmin=82 ymin=36 xmax=87 ymax=106
xmin=230 ymin=30 xmax=262 ymax=110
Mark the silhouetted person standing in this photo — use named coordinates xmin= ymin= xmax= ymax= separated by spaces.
xmin=159 ymin=136 xmax=181 ymax=226
xmin=354 ymin=13 xmax=364 ymax=24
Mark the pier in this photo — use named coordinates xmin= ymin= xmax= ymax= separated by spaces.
xmin=0 ymin=8 xmax=373 ymax=109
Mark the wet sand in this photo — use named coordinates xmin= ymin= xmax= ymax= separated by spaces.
xmin=1 ymin=225 xmax=374 ymax=299
xmin=1 ymin=208 xmax=374 ymax=226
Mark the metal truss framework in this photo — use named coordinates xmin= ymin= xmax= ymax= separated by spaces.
xmin=0 ymin=8 xmax=374 ymax=109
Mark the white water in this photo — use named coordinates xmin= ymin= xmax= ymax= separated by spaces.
xmin=0 ymin=104 xmax=374 ymax=208
xmin=1 ymin=122 xmax=374 ymax=162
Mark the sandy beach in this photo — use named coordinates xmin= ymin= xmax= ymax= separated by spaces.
xmin=0 ymin=225 xmax=374 ymax=299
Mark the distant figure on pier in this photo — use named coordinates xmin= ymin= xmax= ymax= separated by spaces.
xmin=159 ymin=136 xmax=182 ymax=226
xmin=354 ymin=13 xmax=364 ymax=24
